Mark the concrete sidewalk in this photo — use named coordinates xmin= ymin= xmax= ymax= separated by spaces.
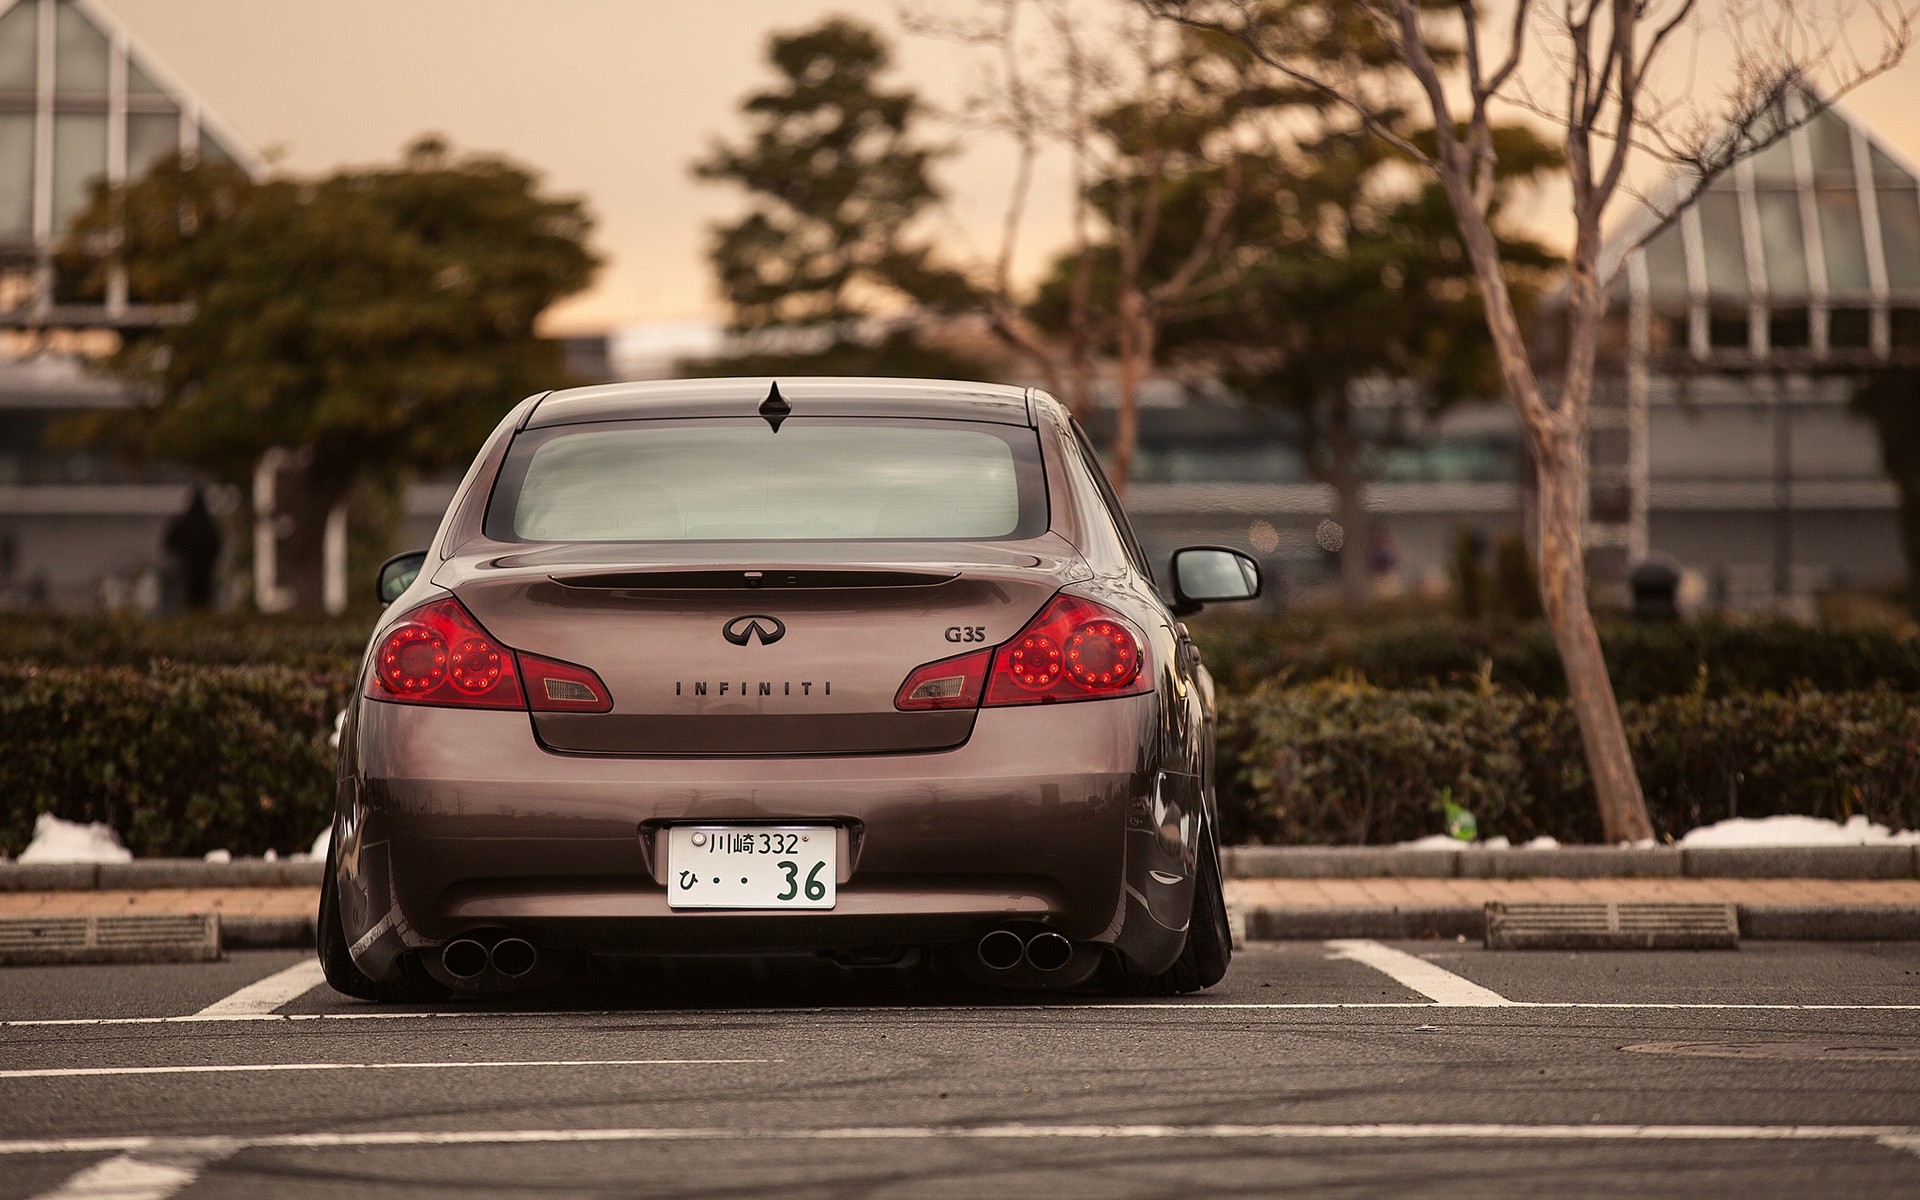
xmin=1227 ymin=876 xmax=1920 ymax=941
xmin=5 ymin=876 xmax=1920 ymax=947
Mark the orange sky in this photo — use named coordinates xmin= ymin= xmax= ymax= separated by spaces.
xmin=100 ymin=0 xmax=1920 ymax=334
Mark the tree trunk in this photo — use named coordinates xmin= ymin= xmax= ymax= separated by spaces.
xmin=1327 ymin=397 xmax=1373 ymax=614
xmin=1533 ymin=420 xmax=1654 ymax=843
xmin=1421 ymin=145 xmax=1656 ymax=845
xmin=1108 ymin=289 xmax=1152 ymax=498
xmin=255 ymin=447 xmax=356 ymax=615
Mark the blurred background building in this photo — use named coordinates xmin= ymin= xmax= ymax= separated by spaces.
xmin=0 ymin=1 xmax=1912 ymax=615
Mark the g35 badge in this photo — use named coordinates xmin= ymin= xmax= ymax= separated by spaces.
xmin=945 ymin=625 xmax=987 ymax=643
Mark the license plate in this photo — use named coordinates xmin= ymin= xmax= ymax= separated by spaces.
xmin=666 ymin=825 xmax=837 ymax=910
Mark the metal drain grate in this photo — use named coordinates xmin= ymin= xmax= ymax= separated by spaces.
xmin=1485 ymin=901 xmax=1738 ymax=950
xmin=0 ymin=913 xmax=221 ymax=964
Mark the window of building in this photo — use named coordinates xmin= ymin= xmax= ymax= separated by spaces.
xmin=1709 ymin=308 xmax=1751 ymax=349
xmin=1768 ymin=308 xmax=1811 ymax=349
xmin=1879 ymin=188 xmax=1920 ymax=291
xmin=1816 ymin=187 xmax=1872 ymax=294
xmin=1699 ymin=190 xmax=1750 ymax=299
xmin=1829 ymin=307 xmax=1873 ymax=348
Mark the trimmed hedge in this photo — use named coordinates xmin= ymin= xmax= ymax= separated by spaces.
xmin=0 ymin=612 xmax=372 ymax=673
xmin=0 ymin=663 xmax=351 ymax=859
xmin=1191 ymin=614 xmax=1920 ymax=700
xmin=1217 ymin=681 xmax=1920 ymax=845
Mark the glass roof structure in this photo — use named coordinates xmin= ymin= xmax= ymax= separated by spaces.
xmin=1604 ymin=96 xmax=1920 ymax=366
xmin=0 ymin=0 xmax=260 ymax=328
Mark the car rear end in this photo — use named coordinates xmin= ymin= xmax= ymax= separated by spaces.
xmin=333 ymin=379 xmax=1182 ymax=992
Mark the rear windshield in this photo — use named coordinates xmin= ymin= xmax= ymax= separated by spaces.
xmin=486 ymin=417 xmax=1048 ymax=543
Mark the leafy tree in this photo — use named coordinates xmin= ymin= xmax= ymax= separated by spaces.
xmin=1153 ymin=0 xmax=1916 ymax=841
xmin=693 ymin=17 xmax=972 ymax=347
xmin=1162 ymin=117 xmax=1559 ymax=611
xmin=59 ymin=137 xmax=598 ymax=612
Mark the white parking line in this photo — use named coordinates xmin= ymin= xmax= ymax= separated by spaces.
xmin=4 ymin=1122 xmax=1918 ymax=1157
xmin=1325 ymin=939 xmax=1515 ymax=1007
xmin=9 ymin=1000 xmax=1920 ymax=1028
xmin=28 ymin=1139 xmax=236 ymax=1200
xmin=0 ymin=1059 xmax=773 ymax=1081
xmin=184 ymin=961 xmax=327 ymax=1021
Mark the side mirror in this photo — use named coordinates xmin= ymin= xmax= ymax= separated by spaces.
xmin=1170 ymin=546 xmax=1261 ymax=616
xmin=376 ymin=550 xmax=428 ymax=605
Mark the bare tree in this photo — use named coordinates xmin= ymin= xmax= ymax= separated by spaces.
xmin=1146 ymin=0 xmax=1917 ymax=842
xmin=915 ymin=0 xmax=1259 ymax=493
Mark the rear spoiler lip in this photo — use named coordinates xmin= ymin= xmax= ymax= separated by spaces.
xmin=544 ymin=567 xmax=961 ymax=591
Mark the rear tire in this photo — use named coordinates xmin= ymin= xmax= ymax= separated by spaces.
xmin=317 ymin=841 xmax=448 ymax=1005
xmin=1106 ymin=834 xmax=1233 ymax=996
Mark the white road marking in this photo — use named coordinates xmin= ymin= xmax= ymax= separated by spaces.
xmin=10 ymin=1000 xmax=1920 ymax=1028
xmin=2 ymin=1123 xmax=1918 ymax=1158
xmin=184 ymin=961 xmax=327 ymax=1021
xmin=28 ymin=1139 xmax=236 ymax=1200
xmin=0 ymin=1059 xmax=773 ymax=1081
xmin=1326 ymin=939 xmax=1515 ymax=1007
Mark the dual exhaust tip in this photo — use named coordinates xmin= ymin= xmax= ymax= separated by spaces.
xmin=977 ymin=928 xmax=1073 ymax=973
xmin=441 ymin=935 xmax=537 ymax=980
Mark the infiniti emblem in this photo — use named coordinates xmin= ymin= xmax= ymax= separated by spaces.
xmin=723 ymin=614 xmax=785 ymax=646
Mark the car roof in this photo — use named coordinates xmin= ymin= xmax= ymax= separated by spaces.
xmin=523 ymin=376 xmax=1035 ymax=430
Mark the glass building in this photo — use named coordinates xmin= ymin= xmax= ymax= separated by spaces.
xmin=0 ymin=0 xmax=260 ymax=327
xmin=1551 ymin=94 xmax=1920 ymax=607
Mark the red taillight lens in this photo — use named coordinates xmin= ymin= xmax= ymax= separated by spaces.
xmin=894 ymin=648 xmax=992 ymax=711
xmin=984 ymin=594 xmax=1148 ymax=706
xmin=368 ymin=597 xmax=614 ymax=713
xmin=370 ymin=597 xmax=524 ymax=709
xmin=521 ymin=651 xmax=613 ymax=713
xmin=893 ymin=594 xmax=1152 ymax=712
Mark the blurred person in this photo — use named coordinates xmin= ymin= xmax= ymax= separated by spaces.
xmin=163 ymin=486 xmax=222 ymax=611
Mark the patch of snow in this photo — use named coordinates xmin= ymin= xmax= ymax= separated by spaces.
xmin=203 ymin=848 xmax=232 ymax=864
xmin=1478 ymin=836 xmax=1511 ymax=850
xmin=17 ymin=813 xmax=132 ymax=864
xmin=1520 ymin=836 xmax=1560 ymax=850
xmin=1397 ymin=834 xmax=1468 ymax=850
xmin=1680 ymin=814 xmax=1920 ymax=847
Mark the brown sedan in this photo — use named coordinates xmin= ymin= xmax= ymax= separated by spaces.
xmin=318 ymin=377 xmax=1260 ymax=1000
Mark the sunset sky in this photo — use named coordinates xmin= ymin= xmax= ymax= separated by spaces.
xmin=102 ymin=0 xmax=1920 ymax=334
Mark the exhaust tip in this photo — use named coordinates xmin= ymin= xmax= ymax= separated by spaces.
xmin=490 ymin=937 xmax=538 ymax=979
xmin=441 ymin=938 xmax=489 ymax=979
xmin=977 ymin=929 xmax=1025 ymax=971
xmin=1024 ymin=931 xmax=1073 ymax=972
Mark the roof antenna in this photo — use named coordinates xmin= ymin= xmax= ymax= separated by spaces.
xmin=759 ymin=381 xmax=791 ymax=432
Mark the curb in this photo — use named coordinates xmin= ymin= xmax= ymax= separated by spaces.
xmin=0 ymin=861 xmax=325 ymax=892
xmin=7 ymin=845 xmax=1917 ymax=891
xmin=1233 ymin=903 xmax=1920 ymax=942
xmin=222 ymin=915 xmax=316 ymax=950
xmin=1223 ymin=845 xmax=1920 ymax=880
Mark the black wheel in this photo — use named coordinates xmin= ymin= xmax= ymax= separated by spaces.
xmin=1107 ymin=833 xmax=1233 ymax=997
xmin=317 ymin=841 xmax=447 ymax=1004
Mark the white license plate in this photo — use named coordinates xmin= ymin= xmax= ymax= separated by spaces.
xmin=666 ymin=825 xmax=837 ymax=910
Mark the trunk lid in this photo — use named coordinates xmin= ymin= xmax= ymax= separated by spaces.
xmin=440 ymin=536 xmax=1090 ymax=755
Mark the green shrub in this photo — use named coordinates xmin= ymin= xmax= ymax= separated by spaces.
xmin=0 ymin=663 xmax=352 ymax=858
xmin=1191 ymin=613 xmax=1920 ymax=700
xmin=0 ymin=612 xmax=372 ymax=673
xmin=1217 ymin=681 xmax=1920 ymax=844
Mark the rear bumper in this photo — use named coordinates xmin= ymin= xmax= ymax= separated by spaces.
xmin=335 ymin=693 xmax=1194 ymax=977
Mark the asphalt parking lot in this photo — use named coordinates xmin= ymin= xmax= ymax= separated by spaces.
xmin=2 ymin=941 xmax=1917 ymax=1199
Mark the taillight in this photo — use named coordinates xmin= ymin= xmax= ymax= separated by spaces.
xmin=893 ymin=593 xmax=1152 ymax=712
xmin=984 ymin=594 xmax=1149 ymax=705
xmin=894 ymin=648 xmax=992 ymax=710
xmin=366 ymin=596 xmax=610 ymax=713
xmin=521 ymin=651 xmax=613 ymax=713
